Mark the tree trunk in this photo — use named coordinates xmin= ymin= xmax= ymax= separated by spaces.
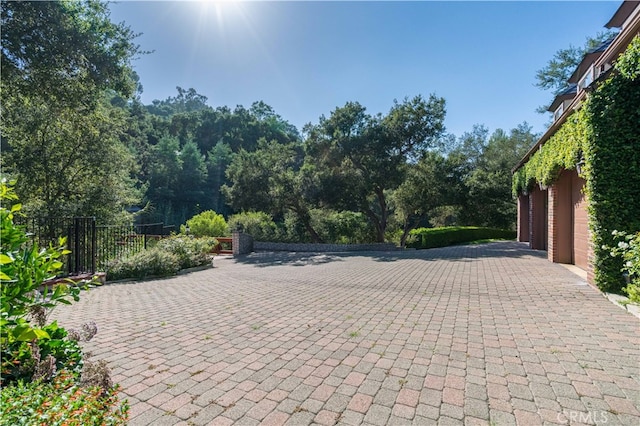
xmin=293 ymin=206 xmax=324 ymax=244
xmin=374 ymin=187 xmax=387 ymax=243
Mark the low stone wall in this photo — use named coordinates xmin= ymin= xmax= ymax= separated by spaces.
xmin=253 ymin=241 xmax=397 ymax=252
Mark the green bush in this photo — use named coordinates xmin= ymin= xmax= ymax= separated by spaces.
xmin=105 ymin=236 xmax=217 ymax=281
xmin=605 ymin=230 xmax=640 ymax=304
xmin=155 ymin=236 xmax=218 ymax=270
xmin=182 ymin=210 xmax=228 ymax=237
xmin=1 ymin=179 xmax=85 ymax=386
xmin=584 ymin=39 xmax=640 ymax=294
xmin=310 ymin=209 xmax=376 ymax=244
xmin=1 ymin=179 xmax=127 ymax=422
xmin=2 ymin=322 xmax=83 ymax=385
xmin=0 ymin=370 xmax=128 ymax=426
xmin=228 ymin=211 xmax=279 ymax=241
xmin=407 ymin=226 xmax=516 ymax=249
xmin=105 ymin=248 xmax=180 ymax=281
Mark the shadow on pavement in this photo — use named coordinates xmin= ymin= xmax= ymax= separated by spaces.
xmin=233 ymin=241 xmax=546 ymax=267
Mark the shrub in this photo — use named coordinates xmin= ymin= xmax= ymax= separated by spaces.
xmin=1 ymin=179 xmax=84 ymax=386
xmin=105 ymin=248 xmax=180 ymax=281
xmin=1 ymin=179 xmax=127 ymax=422
xmin=605 ymin=230 xmax=640 ymax=303
xmin=155 ymin=236 xmax=218 ymax=270
xmin=2 ymin=321 xmax=83 ymax=385
xmin=105 ymin=236 xmax=217 ymax=281
xmin=407 ymin=226 xmax=516 ymax=249
xmin=310 ymin=209 xmax=376 ymax=244
xmin=228 ymin=211 xmax=279 ymax=241
xmin=0 ymin=370 xmax=128 ymax=426
xmin=182 ymin=210 xmax=228 ymax=237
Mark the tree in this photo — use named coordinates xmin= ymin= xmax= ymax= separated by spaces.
xmin=535 ymin=31 xmax=617 ymax=111
xmin=175 ymin=141 xmax=208 ymax=224
xmin=223 ymin=140 xmax=323 ymax=242
xmin=1 ymin=0 xmax=142 ymax=222
xmin=3 ymin=98 xmax=140 ymax=221
xmin=206 ymin=142 xmax=234 ymax=216
xmin=392 ymin=151 xmax=456 ymax=247
xmin=305 ymin=95 xmax=446 ymax=242
xmin=146 ymin=136 xmax=182 ymax=224
xmin=455 ymin=123 xmax=537 ymax=229
xmin=1 ymin=0 xmax=140 ymax=105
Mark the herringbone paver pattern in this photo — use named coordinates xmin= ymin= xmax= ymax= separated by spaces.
xmin=52 ymin=242 xmax=640 ymax=425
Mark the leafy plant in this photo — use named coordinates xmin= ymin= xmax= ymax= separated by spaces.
xmin=513 ymin=35 xmax=640 ymax=294
xmin=105 ymin=247 xmax=180 ymax=281
xmin=1 ymin=178 xmax=127 ymax=421
xmin=0 ymin=370 xmax=128 ymax=426
xmin=228 ymin=211 xmax=279 ymax=242
xmin=105 ymin=235 xmax=217 ymax=280
xmin=605 ymin=231 xmax=640 ymax=304
xmin=0 ymin=179 xmax=86 ymax=385
xmin=407 ymin=226 xmax=516 ymax=249
xmin=2 ymin=321 xmax=83 ymax=385
xmin=182 ymin=210 xmax=228 ymax=237
xmin=155 ymin=235 xmax=218 ymax=269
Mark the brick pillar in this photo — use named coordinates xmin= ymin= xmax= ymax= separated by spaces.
xmin=547 ymin=184 xmax=557 ymax=262
xmin=232 ymin=231 xmax=254 ymax=256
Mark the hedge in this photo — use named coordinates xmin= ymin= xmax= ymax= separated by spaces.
xmin=407 ymin=226 xmax=516 ymax=249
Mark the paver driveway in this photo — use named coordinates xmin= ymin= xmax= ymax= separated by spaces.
xmin=52 ymin=242 xmax=640 ymax=425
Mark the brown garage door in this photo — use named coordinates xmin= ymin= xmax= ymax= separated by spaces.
xmin=572 ymin=173 xmax=589 ymax=270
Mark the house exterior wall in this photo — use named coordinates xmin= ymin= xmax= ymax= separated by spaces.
xmin=546 ymin=170 xmax=590 ymax=270
xmin=572 ymin=173 xmax=589 ymax=270
xmin=512 ymin=2 xmax=639 ymax=287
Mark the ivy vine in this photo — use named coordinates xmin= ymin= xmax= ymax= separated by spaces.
xmin=513 ymin=35 xmax=640 ymax=294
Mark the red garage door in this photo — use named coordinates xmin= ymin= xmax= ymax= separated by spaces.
xmin=572 ymin=173 xmax=589 ymax=270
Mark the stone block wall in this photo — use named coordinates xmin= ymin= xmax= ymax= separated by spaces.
xmin=232 ymin=231 xmax=254 ymax=256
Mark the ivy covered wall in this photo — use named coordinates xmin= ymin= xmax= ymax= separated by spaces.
xmin=585 ymin=35 xmax=640 ymax=293
xmin=513 ymin=35 xmax=640 ymax=294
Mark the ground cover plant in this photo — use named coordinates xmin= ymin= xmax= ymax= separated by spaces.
xmin=407 ymin=226 xmax=516 ymax=249
xmin=0 ymin=179 xmax=128 ymax=424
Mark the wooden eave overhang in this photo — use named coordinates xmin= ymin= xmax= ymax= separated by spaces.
xmin=568 ymin=51 xmax=604 ymax=84
xmin=547 ymin=85 xmax=577 ymax=112
xmin=606 ymin=0 xmax=639 ymax=28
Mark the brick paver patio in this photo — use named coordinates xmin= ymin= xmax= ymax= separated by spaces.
xmin=52 ymin=242 xmax=640 ymax=425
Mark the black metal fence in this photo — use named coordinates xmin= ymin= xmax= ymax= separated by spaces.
xmin=18 ymin=217 xmax=175 ymax=276
xmin=95 ymin=223 xmax=174 ymax=270
xmin=18 ymin=217 xmax=97 ymax=276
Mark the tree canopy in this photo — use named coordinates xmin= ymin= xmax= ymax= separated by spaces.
xmin=2 ymin=0 xmax=536 ymax=243
xmin=1 ymin=0 xmax=143 ymax=222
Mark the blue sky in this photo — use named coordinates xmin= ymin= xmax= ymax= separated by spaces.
xmin=109 ymin=1 xmax=621 ymax=138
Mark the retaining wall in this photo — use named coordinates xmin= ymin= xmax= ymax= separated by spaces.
xmin=253 ymin=241 xmax=397 ymax=252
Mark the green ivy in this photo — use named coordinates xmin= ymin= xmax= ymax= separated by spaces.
xmin=512 ymin=107 xmax=589 ymax=196
xmin=584 ymin=36 xmax=640 ymax=293
xmin=513 ymin=35 xmax=640 ymax=294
